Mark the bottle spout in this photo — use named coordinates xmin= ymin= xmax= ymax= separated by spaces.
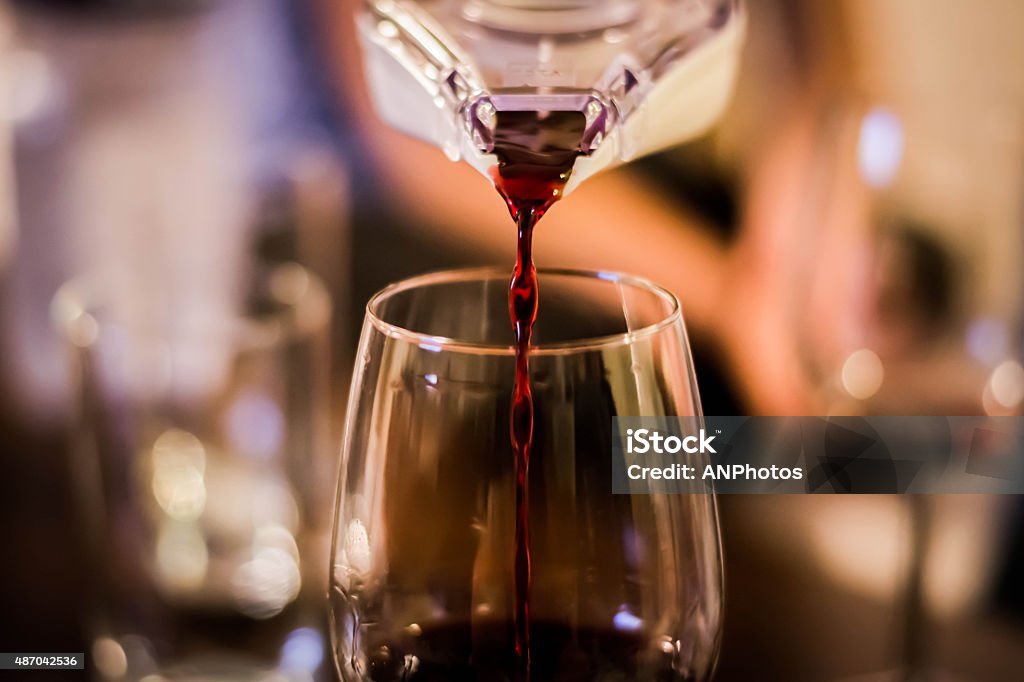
xmin=460 ymin=93 xmax=616 ymax=192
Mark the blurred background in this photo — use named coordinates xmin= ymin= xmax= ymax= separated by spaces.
xmin=0 ymin=0 xmax=1023 ymax=680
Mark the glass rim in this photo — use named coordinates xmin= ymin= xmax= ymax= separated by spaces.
xmin=366 ymin=266 xmax=683 ymax=356
xmin=51 ymin=262 xmax=331 ymax=351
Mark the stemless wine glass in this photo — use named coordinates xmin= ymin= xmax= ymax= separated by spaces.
xmin=329 ymin=268 xmax=722 ymax=682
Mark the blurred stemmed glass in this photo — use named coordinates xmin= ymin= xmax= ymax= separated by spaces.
xmin=786 ymin=96 xmax=1024 ymax=679
xmin=329 ymin=268 xmax=723 ymax=681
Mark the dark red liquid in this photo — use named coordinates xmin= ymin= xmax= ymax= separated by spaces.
xmin=489 ymin=109 xmax=586 ymax=677
xmin=362 ymin=619 xmax=685 ymax=682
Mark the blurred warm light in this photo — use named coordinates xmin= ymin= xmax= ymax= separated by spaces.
xmin=155 ymin=520 xmax=209 ymax=594
xmin=841 ymin=348 xmax=884 ymax=400
xmin=92 ymin=637 xmax=128 ymax=680
xmin=989 ymin=359 xmax=1024 ymax=409
xmin=857 ymin=107 xmax=904 ymax=188
xmin=925 ymin=500 xmax=994 ymax=618
xmin=811 ymin=497 xmax=906 ymax=600
xmin=150 ymin=429 xmax=207 ymax=522
xmin=812 ymin=497 xmax=998 ymax=619
xmin=978 ymin=356 xmax=1024 ymax=416
xmin=225 ymin=390 xmax=285 ymax=461
xmin=232 ymin=525 xmax=302 ymax=619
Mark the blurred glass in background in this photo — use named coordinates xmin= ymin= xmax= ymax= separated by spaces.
xmin=54 ymin=261 xmax=331 ymax=680
xmin=1 ymin=0 xmax=350 ymax=426
xmin=1 ymin=0 xmax=351 ymax=678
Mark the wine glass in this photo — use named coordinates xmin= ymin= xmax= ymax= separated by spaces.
xmin=329 ymin=268 xmax=722 ymax=682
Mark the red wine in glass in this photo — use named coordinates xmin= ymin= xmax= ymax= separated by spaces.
xmin=363 ymin=618 xmax=687 ymax=682
xmin=489 ymin=109 xmax=587 ymax=677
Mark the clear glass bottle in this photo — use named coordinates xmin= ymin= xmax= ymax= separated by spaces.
xmin=357 ymin=0 xmax=745 ymax=194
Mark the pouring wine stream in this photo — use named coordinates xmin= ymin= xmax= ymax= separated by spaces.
xmin=489 ymin=108 xmax=588 ymax=676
